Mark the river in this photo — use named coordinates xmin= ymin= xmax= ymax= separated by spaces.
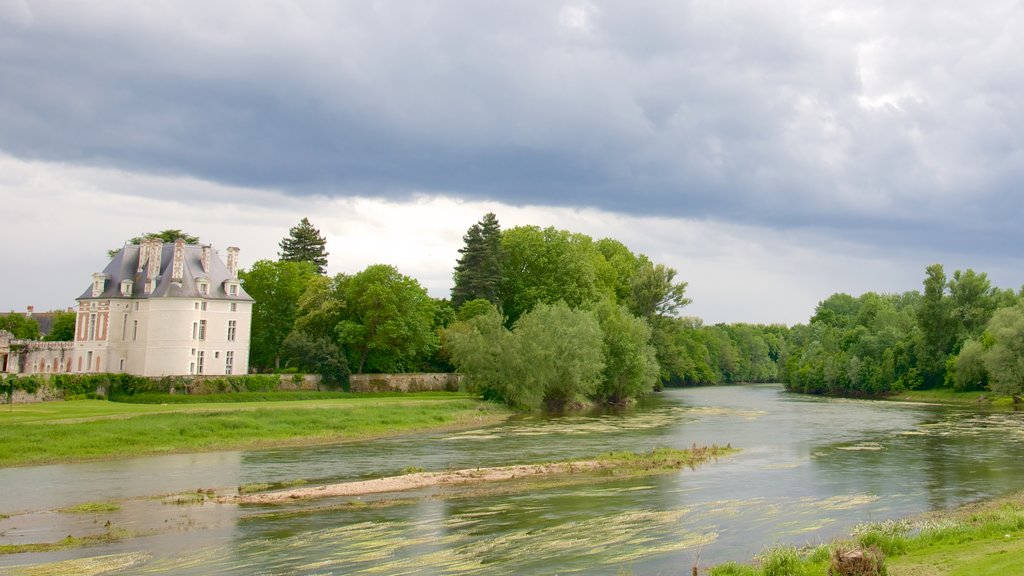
xmin=3 ymin=384 xmax=1024 ymax=574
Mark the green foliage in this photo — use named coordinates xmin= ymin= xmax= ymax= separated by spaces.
xmin=758 ymin=546 xmax=803 ymax=576
xmin=499 ymin=225 xmax=616 ymax=325
xmin=43 ymin=311 xmax=77 ymax=341
xmin=278 ymin=217 xmax=330 ymax=274
xmin=280 ymin=331 xmax=350 ymax=387
xmin=1 ymin=374 xmax=43 ymax=404
xmin=0 ymin=312 xmax=40 ymax=339
xmin=452 ymin=213 xmax=506 ymax=309
xmin=241 ymin=259 xmax=320 ymax=371
xmin=980 ymin=304 xmax=1024 ymax=396
xmin=593 ymin=302 xmax=659 ymax=404
xmin=627 ymin=261 xmax=691 ymax=319
xmin=515 ymin=302 xmax=605 ymax=411
xmin=953 ymin=339 xmax=988 ymax=391
xmin=334 ymin=264 xmax=439 ymax=373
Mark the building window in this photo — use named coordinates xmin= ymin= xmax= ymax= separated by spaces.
xmin=134 ymin=302 xmax=140 ymax=311
xmin=88 ymin=314 xmax=97 ymax=340
xmin=192 ymin=322 xmax=198 ymax=340
xmin=122 ymin=314 xmax=128 ymax=340
xmin=198 ymin=282 xmax=209 ymax=295
xmin=190 ymin=362 xmax=195 ymax=374
xmin=214 ymin=351 xmax=220 ymax=359
xmin=119 ymin=358 xmax=125 ymax=371
xmin=191 ymin=348 xmax=196 ymax=356
xmin=201 ymin=301 xmax=207 ymax=311
xmin=194 ymin=302 xmax=200 ymax=310
xmin=225 ymin=351 xmax=234 ymax=375
xmin=87 ymin=351 xmax=93 ymax=372
xmin=132 ymin=320 xmax=138 ymax=341
xmin=230 ymin=303 xmax=237 ymax=312
xmin=196 ymin=351 xmax=205 ymax=375
xmin=227 ymin=320 xmax=236 ymax=342
xmin=199 ymin=320 xmax=206 ymax=341
xmin=229 ymin=284 xmax=238 ymax=296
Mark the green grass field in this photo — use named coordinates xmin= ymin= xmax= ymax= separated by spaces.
xmin=0 ymin=394 xmax=508 ymax=467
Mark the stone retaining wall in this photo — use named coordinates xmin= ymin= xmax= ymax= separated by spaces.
xmin=348 ymin=373 xmax=463 ymax=393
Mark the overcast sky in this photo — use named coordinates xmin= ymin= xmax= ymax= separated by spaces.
xmin=2 ymin=1 xmax=1023 ymax=325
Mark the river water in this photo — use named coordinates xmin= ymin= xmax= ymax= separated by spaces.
xmin=3 ymin=385 xmax=1024 ymax=574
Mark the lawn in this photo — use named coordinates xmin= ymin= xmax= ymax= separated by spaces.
xmin=0 ymin=394 xmax=508 ymax=466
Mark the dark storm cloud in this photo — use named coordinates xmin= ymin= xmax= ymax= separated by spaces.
xmin=2 ymin=1 xmax=1024 ymax=256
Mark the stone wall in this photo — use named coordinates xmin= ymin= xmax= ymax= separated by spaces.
xmin=348 ymin=373 xmax=463 ymax=393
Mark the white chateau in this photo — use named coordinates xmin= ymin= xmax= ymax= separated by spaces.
xmin=2 ymin=239 xmax=253 ymax=378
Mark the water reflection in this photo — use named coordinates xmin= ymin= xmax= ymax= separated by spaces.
xmin=4 ymin=385 xmax=1024 ymax=574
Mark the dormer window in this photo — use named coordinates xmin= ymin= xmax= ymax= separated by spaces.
xmin=197 ymin=280 xmax=210 ymax=296
xmin=224 ymin=280 xmax=239 ymax=297
xmin=120 ymin=279 xmax=134 ymax=297
xmin=91 ymin=273 xmax=109 ymax=298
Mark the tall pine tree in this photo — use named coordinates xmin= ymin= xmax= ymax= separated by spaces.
xmin=279 ymin=218 xmax=329 ymax=274
xmin=452 ymin=213 xmax=506 ymax=309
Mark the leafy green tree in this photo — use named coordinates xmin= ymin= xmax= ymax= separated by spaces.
xmin=108 ymin=229 xmax=200 ymax=257
xmin=948 ymin=269 xmax=996 ymax=345
xmin=443 ymin=304 xmax=522 ymax=404
xmin=916 ymin=264 xmax=954 ymax=387
xmin=280 ymin=331 xmax=350 ymax=387
xmin=43 ymin=311 xmax=76 ymax=341
xmin=240 ymin=259 xmax=319 ymax=371
xmin=953 ymin=339 xmax=988 ymax=391
xmin=628 ymin=262 xmax=691 ymax=319
xmin=452 ymin=213 xmax=506 ymax=309
xmin=499 ymin=226 xmax=615 ymax=325
xmin=593 ymin=302 xmax=659 ymax=404
xmin=981 ymin=305 xmax=1024 ymax=397
xmin=333 ymin=264 xmax=438 ymax=373
xmin=279 ymin=218 xmax=330 ymax=274
xmin=513 ymin=302 xmax=605 ymax=411
xmin=0 ymin=313 xmax=40 ymax=339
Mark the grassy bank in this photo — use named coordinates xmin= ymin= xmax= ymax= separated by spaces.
xmin=0 ymin=394 xmax=509 ymax=467
xmin=710 ymin=490 xmax=1024 ymax=576
xmin=885 ymin=389 xmax=1016 ymax=407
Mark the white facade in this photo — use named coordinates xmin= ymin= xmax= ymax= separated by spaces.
xmin=72 ymin=239 xmax=253 ymax=377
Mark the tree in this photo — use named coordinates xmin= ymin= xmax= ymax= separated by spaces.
xmin=279 ymin=218 xmax=330 ymax=274
xmin=0 ymin=313 xmax=40 ymax=339
xmin=981 ymin=305 xmax=1024 ymax=397
xmin=333 ymin=264 xmax=438 ymax=373
xmin=499 ymin=226 xmax=616 ymax=325
xmin=108 ymin=229 xmax=200 ymax=257
xmin=452 ymin=213 xmax=506 ymax=309
xmin=513 ymin=302 xmax=605 ymax=411
xmin=43 ymin=311 xmax=77 ymax=341
xmin=628 ymin=262 xmax=691 ymax=319
xmin=443 ymin=304 xmax=522 ymax=404
xmin=916 ymin=264 xmax=954 ymax=387
xmin=593 ymin=302 xmax=659 ymax=404
xmin=280 ymin=331 xmax=350 ymax=387
xmin=953 ymin=339 xmax=987 ymax=391
xmin=240 ymin=259 xmax=319 ymax=371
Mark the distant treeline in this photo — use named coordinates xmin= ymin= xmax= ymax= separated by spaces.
xmin=781 ymin=264 xmax=1024 ymax=397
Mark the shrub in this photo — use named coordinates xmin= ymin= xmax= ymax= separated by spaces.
xmin=759 ymin=546 xmax=802 ymax=576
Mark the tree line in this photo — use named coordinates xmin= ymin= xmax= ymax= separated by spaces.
xmin=241 ymin=213 xmax=783 ymax=408
xmin=780 ymin=264 xmax=1024 ymax=398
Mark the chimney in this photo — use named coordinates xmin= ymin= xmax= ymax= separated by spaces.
xmin=226 ymin=247 xmax=239 ymax=278
xmin=201 ymin=245 xmax=212 ymax=274
xmin=171 ymin=239 xmax=185 ymax=282
xmin=137 ymin=239 xmax=149 ymax=273
xmin=26 ymin=305 xmax=34 ymax=317
xmin=147 ymin=240 xmax=163 ymax=281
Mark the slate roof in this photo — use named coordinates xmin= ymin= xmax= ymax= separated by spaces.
xmin=78 ymin=243 xmax=253 ymax=302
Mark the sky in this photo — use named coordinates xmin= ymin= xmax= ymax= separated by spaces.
xmin=2 ymin=1 xmax=1023 ymax=325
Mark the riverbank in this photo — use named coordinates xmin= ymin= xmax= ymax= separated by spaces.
xmin=710 ymin=489 xmax=1024 ymax=576
xmin=884 ymin=389 xmax=1017 ymax=407
xmin=0 ymin=394 xmax=510 ymax=467
xmin=232 ymin=445 xmax=735 ymax=504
